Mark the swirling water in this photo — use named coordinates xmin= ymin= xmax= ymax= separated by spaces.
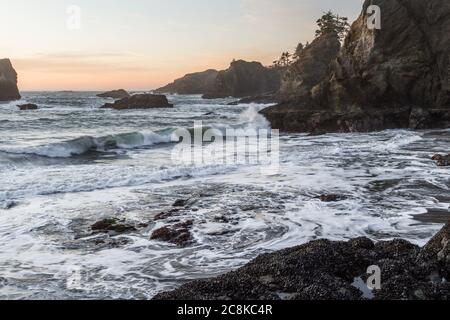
xmin=0 ymin=92 xmax=449 ymax=299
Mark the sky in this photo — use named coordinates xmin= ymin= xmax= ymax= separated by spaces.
xmin=0 ymin=0 xmax=363 ymax=91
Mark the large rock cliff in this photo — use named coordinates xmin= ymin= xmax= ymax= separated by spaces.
xmin=278 ymin=33 xmax=341 ymax=101
xmin=262 ymin=0 xmax=450 ymax=133
xmin=155 ymin=69 xmax=219 ymax=95
xmin=203 ymin=60 xmax=282 ymax=99
xmin=0 ymin=59 xmax=21 ymax=101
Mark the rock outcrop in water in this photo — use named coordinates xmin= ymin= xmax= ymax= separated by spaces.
xmin=203 ymin=60 xmax=282 ymax=99
xmin=17 ymin=104 xmax=38 ymax=111
xmin=91 ymin=218 xmax=137 ymax=234
xmin=101 ymin=94 xmax=173 ymax=110
xmin=432 ymin=154 xmax=450 ymax=166
xmin=150 ymin=220 xmax=193 ymax=247
xmin=261 ymin=0 xmax=450 ymax=133
xmin=154 ymin=223 xmax=450 ymax=300
xmin=97 ymin=89 xmax=130 ymax=99
xmin=155 ymin=69 xmax=219 ymax=94
xmin=0 ymin=59 xmax=20 ymax=101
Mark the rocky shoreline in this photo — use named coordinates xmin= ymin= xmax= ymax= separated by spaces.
xmin=152 ymin=0 xmax=450 ymax=135
xmin=154 ymin=223 xmax=450 ymax=300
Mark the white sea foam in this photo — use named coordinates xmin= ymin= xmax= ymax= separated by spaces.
xmin=0 ymin=92 xmax=448 ymax=299
xmin=0 ymin=106 xmax=271 ymax=159
xmin=0 ymin=131 xmax=176 ymax=158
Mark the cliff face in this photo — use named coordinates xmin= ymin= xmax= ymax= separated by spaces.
xmin=316 ymin=0 xmax=450 ymax=110
xmin=155 ymin=69 xmax=219 ymax=95
xmin=204 ymin=60 xmax=282 ymax=99
xmin=262 ymin=0 xmax=450 ymax=133
xmin=278 ymin=33 xmax=341 ymax=101
xmin=0 ymin=59 xmax=21 ymax=101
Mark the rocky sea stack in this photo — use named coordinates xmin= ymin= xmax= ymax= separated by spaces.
xmin=203 ymin=60 xmax=282 ymax=99
xmin=97 ymin=89 xmax=130 ymax=99
xmin=101 ymin=94 xmax=173 ymax=110
xmin=155 ymin=69 xmax=219 ymax=94
xmin=0 ymin=58 xmax=21 ymax=101
xmin=156 ymin=60 xmax=282 ymax=99
xmin=261 ymin=0 xmax=450 ymax=134
xmin=155 ymin=223 xmax=450 ymax=300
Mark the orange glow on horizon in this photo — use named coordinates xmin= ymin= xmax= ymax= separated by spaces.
xmin=13 ymin=53 xmax=279 ymax=91
xmin=1 ymin=0 xmax=361 ymax=91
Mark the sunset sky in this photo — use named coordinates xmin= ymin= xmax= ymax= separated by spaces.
xmin=0 ymin=0 xmax=362 ymax=91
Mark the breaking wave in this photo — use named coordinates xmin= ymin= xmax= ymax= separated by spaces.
xmin=0 ymin=131 xmax=176 ymax=158
xmin=0 ymin=106 xmax=270 ymax=158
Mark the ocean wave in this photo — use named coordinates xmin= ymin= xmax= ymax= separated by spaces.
xmin=0 ymin=131 xmax=176 ymax=158
xmin=370 ymin=131 xmax=423 ymax=152
xmin=0 ymin=107 xmax=271 ymax=158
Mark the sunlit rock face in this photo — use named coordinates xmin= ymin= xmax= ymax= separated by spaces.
xmin=0 ymin=58 xmax=20 ymax=101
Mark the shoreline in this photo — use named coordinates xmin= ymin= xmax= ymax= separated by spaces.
xmin=154 ymin=223 xmax=450 ymax=300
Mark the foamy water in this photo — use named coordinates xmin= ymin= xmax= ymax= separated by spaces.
xmin=0 ymin=92 xmax=449 ymax=299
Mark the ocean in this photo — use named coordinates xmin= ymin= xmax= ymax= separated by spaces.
xmin=0 ymin=91 xmax=448 ymax=299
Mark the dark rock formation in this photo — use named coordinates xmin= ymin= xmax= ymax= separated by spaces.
xmin=97 ymin=89 xmax=130 ymax=99
xmin=155 ymin=70 xmax=219 ymax=94
xmin=432 ymin=154 xmax=450 ymax=166
xmin=421 ymin=223 xmax=450 ymax=280
xmin=172 ymin=199 xmax=189 ymax=207
xmin=154 ymin=223 xmax=450 ymax=300
xmin=0 ymin=59 xmax=21 ymax=101
xmin=17 ymin=104 xmax=38 ymax=111
xmin=153 ymin=209 xmax=182 ymax=221
xmin=203 ymin=60 xmax=282 ymax=99
xmin=261 ymin=0 xmax=450 ymax=133
xmin=150 ymin=220 xmax=193 ymax=246
xmin=156 ymin=60 xmax=282 ymax=100
xmin=91 ymin=218 xmax=137 ymax=234
xmin=101 ymin=94 xmax=173 ymax=110
xmin=278 ymin=33 xmax=341 ymax=101
xmin=318 ymin=194 xmax=346 ymax=202
xmin=227 ymin=94 xmax=278 ymax=105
